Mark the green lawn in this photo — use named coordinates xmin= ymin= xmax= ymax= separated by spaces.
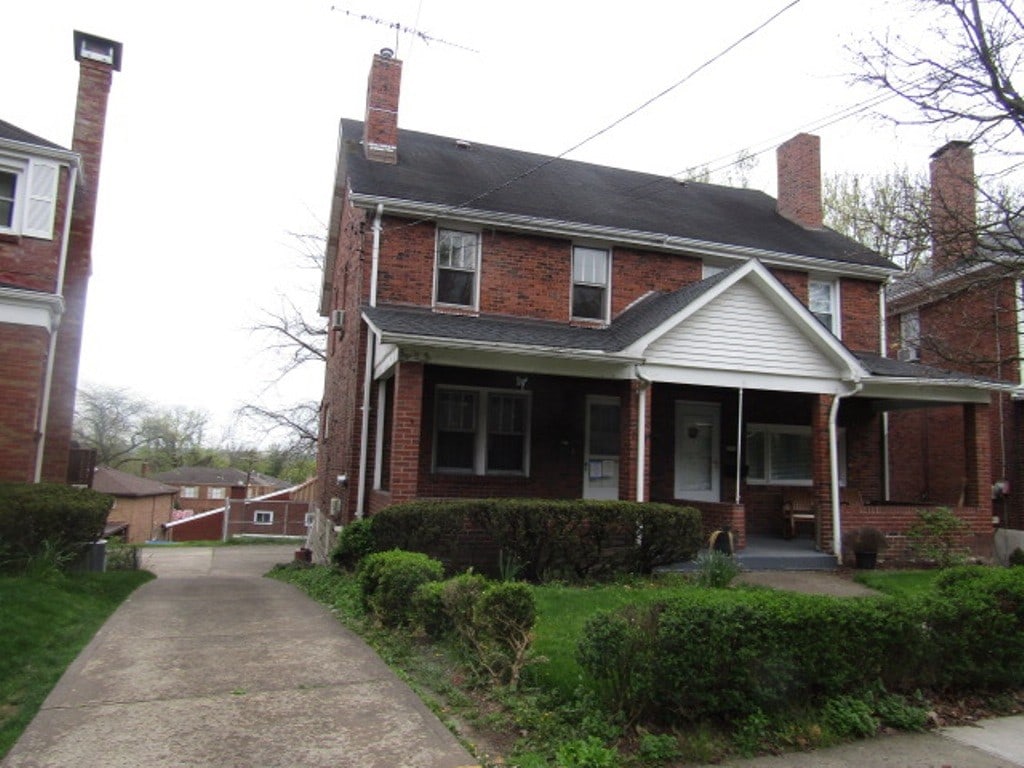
xmin=853 ymin=569 xmax=942 ymax=598
xmin=0 ymin=571 xmax=153 ymax=757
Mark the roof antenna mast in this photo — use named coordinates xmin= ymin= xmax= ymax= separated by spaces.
xmin=329 ymin=6 xmax=480 ymax=55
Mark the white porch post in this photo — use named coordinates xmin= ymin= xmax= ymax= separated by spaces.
xmin=735 ymin=387 xmax=744 ymax=503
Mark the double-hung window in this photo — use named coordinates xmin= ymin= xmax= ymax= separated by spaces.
xmin=899 ymin=310 xmax=920 ymax=361
xmin=435 ymin=387 xmax=529 ymax=475
xmin=179 ymin=486 xmax=199 ymax=499
xmin=746 ymin=424 xmax=846 ymax=485
xmin=572 ymin=246 xmax=610 ymax=321
xmin=436 ymin=228 xmax=479 ymax=308
xmin=809 ymin=279 xmax=839 ymax=336
xmin=0 ymin=156 xmax=59 ymax=239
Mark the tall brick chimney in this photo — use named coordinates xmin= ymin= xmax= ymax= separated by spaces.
xmin=363 ymin=48 xmax=402 ymax=164
xmin=40 ymin=31 xmax=122 ymax=482
xmin=776 ymin=133 xmax=823 ymax=229
xmin=929 ymin=140 xmax=976 ymax=271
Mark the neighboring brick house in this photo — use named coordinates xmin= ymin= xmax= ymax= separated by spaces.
xmin=887 ymin=141 xmax=1023 ymax=529
xmin=149 ymin=466 xmax=290 ymax=514
xmin=317 ymin=49 xmax=1005 ymax=558
xmin=0 ymin=31 xmax=122 ymax=485
xmin=92 ymin=466 xmax=177 ymax=544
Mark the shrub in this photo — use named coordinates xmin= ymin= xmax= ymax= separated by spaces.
xmin=105 ymin=538 xmax=141 ymax=571
xmin=331 ymin=518 xmax=376 ymax=571
xmin=411 ymin=580 xmax=449 ymax=639
xmin=357 ymin=550 xmax=444 ymax=627
xmin=0 ymin=483 xmax=112 ymax=574
xmin=907 ymin=507 xmax=969 ymax=567
xmin=1008 ymin=547 xmax=1024 ymax=567
xmin=473 ymin=581 xmax=537 ymax=688
xmin=554 ymin=736 xmax=618 ymax=768
xmin=693 ymin=549 xmax=741 ymax=588
xmin=822 ymin=695 xmax=878 ymax=738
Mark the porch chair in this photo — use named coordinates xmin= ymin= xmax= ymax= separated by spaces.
xmin=782 ymin=487 xmax=816 ymax=539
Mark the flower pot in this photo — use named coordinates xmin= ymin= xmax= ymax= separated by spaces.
xmin=854 ymin=551 xmax=878 ymax=569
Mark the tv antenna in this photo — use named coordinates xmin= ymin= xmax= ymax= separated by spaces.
xmin=329 ymin=6 xmax=479 ymax=55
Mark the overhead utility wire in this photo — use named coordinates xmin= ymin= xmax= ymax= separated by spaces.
xmin=402 ymin=0 xmax=802 ymax=222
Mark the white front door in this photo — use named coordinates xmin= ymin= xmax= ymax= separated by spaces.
xmin=674 ymin=401 xmax=721 ymax=502
xmin=584 ymin=396 xmax=620 ymax=500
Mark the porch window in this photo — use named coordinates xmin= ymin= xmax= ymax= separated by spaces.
xmin=434 ymin=387 xmax=530 ymax=475
xmin=436 ymin=228 xmax=479 ymax=307
xmin=745 ymin=423 xmax=846 ymax=485
xmin=572 ymin=246 xmax=609 ymax=321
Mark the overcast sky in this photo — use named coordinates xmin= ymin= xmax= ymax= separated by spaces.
xmin=3 ymin=0 xmax=968 ymax=446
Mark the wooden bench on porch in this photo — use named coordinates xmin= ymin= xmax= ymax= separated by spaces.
xmin=782 ymin=487 xmax=865 ymax=539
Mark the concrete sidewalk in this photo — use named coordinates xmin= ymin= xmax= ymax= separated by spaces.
xmin=2 ymin=545 xmax=477 ymax=768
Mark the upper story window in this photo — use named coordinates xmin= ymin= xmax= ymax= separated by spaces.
xmin=572 ymin=246 xmax=610 ymax=321
xmin=208 ymin=487 xmax=227 ymax=500
xmin=436 ymin=228 xmax=479 ymax=308
xmin=809 ymin=279 xmax=840 ymax=336
xmin=0 ymin=156 xmax=59 ymax=239
xmin=179 ymin=486 xmax=199 ymax=499
xmin=434 ymin=386 xmax=530 ymax=475
xmin=899 ymin=309 xmax=920 ymax=361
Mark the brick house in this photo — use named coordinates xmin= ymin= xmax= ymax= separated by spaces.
xmin=149 ymin=466 xmax=290 ymax=515
xmin=887 ymin=141 xmax=1023 ymax=530
xmin=0 ymin=31 xmax=122 ymax=484
xmin=317 ymin=50 xmax=1005 ymax=558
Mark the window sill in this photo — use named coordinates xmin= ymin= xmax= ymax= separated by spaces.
xmin=433 ymin=304 xmax=479 ymax=317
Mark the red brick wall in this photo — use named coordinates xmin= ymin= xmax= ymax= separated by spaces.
xmin=777 ymin=133 xmax=822 ymax=229
xmin=0 ymin=323 xmax=50 ymax=482
xmin=841 ymin=278 xmax=882 ymax=351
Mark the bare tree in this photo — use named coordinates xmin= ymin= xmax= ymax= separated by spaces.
xmin=73 ymin=385 xmax=152 ymax=467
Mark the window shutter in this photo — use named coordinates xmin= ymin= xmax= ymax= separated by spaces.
xmin=23 ymin=159 xmax=59 ymax=239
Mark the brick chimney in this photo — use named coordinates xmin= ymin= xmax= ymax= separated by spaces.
xmin=929 ymin=140 xmax=976 ymax=271
xmin=776 ymin=133 xmax=823 ymax=229
xmin=40 ymin=30 xmax=122 ymax=483
xmin=363 ymin=48 xmax=402 ymax=164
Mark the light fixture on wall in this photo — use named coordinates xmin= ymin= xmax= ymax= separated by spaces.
xmin=515 ymin=376 xmax=529 ymax=390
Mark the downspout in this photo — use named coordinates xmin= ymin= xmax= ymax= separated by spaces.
xmin=830 ymin=378 xmax=863 ymax=563
xmin=634 ymin=366 xmax=651 ymax=502
xmin=355 ymin=203 xmax=384 ymax=519
xmin=34 ymin=163 xmax=78 ymax=483
xmin=879 ymin=280 xmax=891 ymax=501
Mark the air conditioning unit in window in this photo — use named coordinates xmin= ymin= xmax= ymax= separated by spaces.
xmin=896 ymin=347 xmax=919 ymax=362
xmin=330 ymin=309 xmax=345 ymax=337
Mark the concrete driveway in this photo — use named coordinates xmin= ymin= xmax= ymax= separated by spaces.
xmin=2 ymin=545 xmax=477 ymax=768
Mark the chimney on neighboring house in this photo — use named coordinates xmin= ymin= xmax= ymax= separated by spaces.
xmin=39 ymin=31 xmax=122 ymax=483
xmin=929 ymin=140 xmax=976 ymax=271
xmin=363 ymin=48 xmax=402 ymax=163
xmin=776 ymin=133 xmax=823 ymax=229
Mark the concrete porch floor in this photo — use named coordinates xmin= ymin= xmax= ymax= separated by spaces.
xmin=661 ymin=533 xmax=838 ymax=572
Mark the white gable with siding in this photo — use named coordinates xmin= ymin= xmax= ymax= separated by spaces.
xmin=632 ymin=260 xmax=864 ymax=395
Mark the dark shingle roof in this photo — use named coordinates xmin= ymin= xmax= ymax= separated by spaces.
xmin=149 ymin=467 xmax=288 ymax=488
xmin=340 ymin=118 xmax=896 ymax=271
xmin=0 ymin=118 xmax=66 ymax=151
xmin=92 ymin=466 xmax=178 ymax=497
xmin=853 ymin=350 xmax=1001 ymax=382
xmin=364 ymin=267 xmax=736 ymax=354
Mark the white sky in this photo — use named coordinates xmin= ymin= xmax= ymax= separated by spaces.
xmin=3 ymin=0 xmax=972 ymax=446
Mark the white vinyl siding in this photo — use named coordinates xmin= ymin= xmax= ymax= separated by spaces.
xmin=645 ymin=280 xmax=836 ymax=378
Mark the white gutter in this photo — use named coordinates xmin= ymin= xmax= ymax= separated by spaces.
xmin=33 ymin=163 xmax=78 ymax=483
xmin=349 ymin=194 xmax=899 ymax=281
xmin=356 ymin=203 xmax=384 ymax=518
xmin=634 ymin=366 xmax=651 ymax=502
xmin=830 ymin=380 xmax=862 ymax=562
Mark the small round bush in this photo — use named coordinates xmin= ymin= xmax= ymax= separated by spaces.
xmin=476 ymin=581 xmax=537 ymax=641
xmin=331 ymin=517 xmax=376 ymax=571
xmin=412 ymin=580 xmax=450 ymax=639
xmin=358 ymin=550 xmax=444 ymax=627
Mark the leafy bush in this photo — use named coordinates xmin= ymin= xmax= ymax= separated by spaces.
xmin=105 ymin=538 xmax=140 ymax=571
xmin=822 ymin=695 xmax=878 ymax=738
xmin=357 ymin=550 xmax=444 ymax=627
xmin=636 ymin=732 xmax=680 ymax=764
xmin=554 ymin=736 xmax=618 ymax=768
xmin=370 ymin=499 xmax=702 ymax=581
xmin=873 ymin=691 xmax=929 ymax=731
xmin=0 ymin=483 xmax=112 ymax=574
xmin=693 ymin=550 xmax=741 ymax=588
xmin=331 ymin=518 xmax=377 ymax=571
xmin=1008 ymin=547 xmax=1024 ymax=567
xmin=411 ymin=580 xmax=449 ymax=639
xmin=907 ymin=507 xmax=969 ymax=567
xmin=473 ymin=582 xmax=538 ymax=688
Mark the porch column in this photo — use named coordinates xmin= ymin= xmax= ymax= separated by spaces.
xmin=389 ymin=361 xmax=424 ymax=504
xmin=620 ymin=380 xmax=651 ymax=501
xmin=963 ymin=402 xmax=992 ymax=516
xmin=811 ymin=394 xmax=835 ymax=552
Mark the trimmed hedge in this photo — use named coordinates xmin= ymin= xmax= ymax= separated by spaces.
xmin=331 ymin=517 xmax=377 ymax=571
xmin=357 ymin=550 xmax=444 ymax=627
xmin=0 ymin=483 xmax=112 ymax=572
xmin=577 ymin=566 xmax=1024 ymax=725
xmin=370 ymin=499 xmax=702 ymax=581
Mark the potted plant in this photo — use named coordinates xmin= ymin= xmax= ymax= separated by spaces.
xmin=843 ymin=526 xmax=888 ymax=569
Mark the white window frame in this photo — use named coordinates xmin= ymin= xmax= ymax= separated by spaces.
xmin=0 ymin=155 xmax=58 ymax=240
xmin=253 ymin=510 xmax=274 ymax=525
xmin=179 ymin=486 xmax=199 ymax=499
xmin=572 ymin=245 xmax=611 ymax=322
xmin=304 ymin=512 xmax=315 ymax=527
xmin=745 ymin=423 xmax=846 ymax=486
xmin=899 ymin=309 xmax=920 ymax=360
xmin=434 ymin=227 xmax=480 ymax=309
xmin=809 ymin=278 xmax=841 ymax=337
xmin=433 ymin=385 xmax=531 ymax=476
xmin=207 ymin=486 xmax=227 ymax=500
